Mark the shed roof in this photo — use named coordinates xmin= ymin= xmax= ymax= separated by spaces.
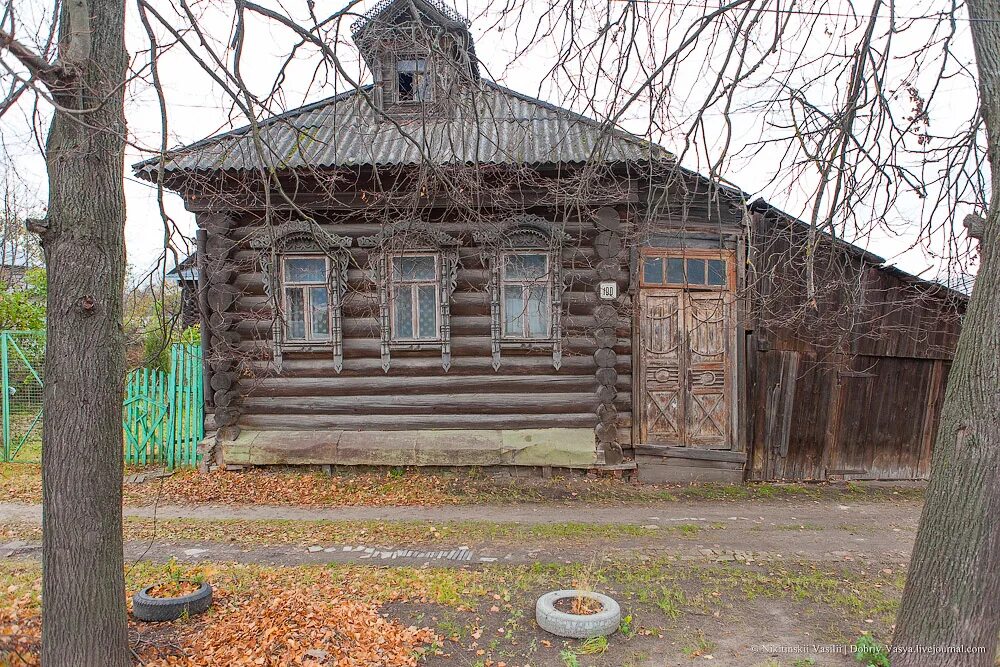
xmin=133 ymin=82 xmax=669 ymax=179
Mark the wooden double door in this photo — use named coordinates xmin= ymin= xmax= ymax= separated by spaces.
xmin=638 ymin=283 xmax=735 ymax=450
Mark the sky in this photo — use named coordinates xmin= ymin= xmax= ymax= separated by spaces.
xmin=0 ymin=0 xmax=985 ymax=288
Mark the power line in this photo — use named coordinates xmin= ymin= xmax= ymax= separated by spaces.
xmin=605 ymin=1 xmax=992 ymax=24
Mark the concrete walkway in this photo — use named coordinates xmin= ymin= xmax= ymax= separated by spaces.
xmin=0 ymin=498 xmax=921 ymax=568
xmin=0 ymin=498 xmax=924 ymax=527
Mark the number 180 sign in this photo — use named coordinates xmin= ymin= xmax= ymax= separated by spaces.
xmin=599 ymin=281 xmax=618 ymax=300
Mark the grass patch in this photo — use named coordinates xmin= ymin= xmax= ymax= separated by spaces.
xmin=0 ymin=516 xmax=717 ymax=549
xmin=0 ymin=555 xmax=905 ymax=664
xmin=122 ymin=517 xmax=663 ymax=546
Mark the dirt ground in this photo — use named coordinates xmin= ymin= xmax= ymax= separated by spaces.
xmin=0 ymin=476 xmax=928 ymax=666
xmin=0 ymin=496 xmax=921 ymax=565
xmin=1 ymin=497 xmax=921 ymax=665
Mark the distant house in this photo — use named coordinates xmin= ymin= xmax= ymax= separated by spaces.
xmin=135 ymin=0 xmax=964 ymax=482
xmin=167 ymin=254 xmax=200 ymax=329
xmin=0 ymin=263 xmax=28 ymax=291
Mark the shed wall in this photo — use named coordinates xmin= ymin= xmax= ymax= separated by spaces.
xmin=746 ymin=214 xmax=962 ymax=481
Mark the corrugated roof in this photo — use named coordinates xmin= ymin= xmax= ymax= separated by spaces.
xmin=133 ymin=82 xmax=670 ymax=178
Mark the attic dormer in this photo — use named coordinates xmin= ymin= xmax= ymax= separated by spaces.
xmin=351 ymin=0 xmax=479 ymax=114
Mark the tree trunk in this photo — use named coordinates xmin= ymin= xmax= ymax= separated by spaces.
xmin=891 ymin=2 xmax=1000 ymax=665
xmin=39 ymin=0 xmax=131 ymax=663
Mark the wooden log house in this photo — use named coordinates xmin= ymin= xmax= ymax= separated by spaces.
xmin=135 ymin=0 xmax=966 ymax=482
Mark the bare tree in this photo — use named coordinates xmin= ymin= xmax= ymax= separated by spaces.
xmin=0 ymin=0 xmax=994 ymax=663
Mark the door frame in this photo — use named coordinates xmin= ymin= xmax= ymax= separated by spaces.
xmin=634 ymin=248 xmax=740 ymax=451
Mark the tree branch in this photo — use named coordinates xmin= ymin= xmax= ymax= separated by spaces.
xmin=0 ymin=27 xmax=71 ymax=89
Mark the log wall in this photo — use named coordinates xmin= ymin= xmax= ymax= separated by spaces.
xmin=199 ymin=205 xmax=634 ymax=464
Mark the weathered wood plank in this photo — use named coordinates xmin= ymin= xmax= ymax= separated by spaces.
xmin=240 ymin=374 xmax=632 ymax=396
xmin=238 ymin=412 xmax=604 ymax=430
xmin=241 ymin=392 xmax=617 ymax=415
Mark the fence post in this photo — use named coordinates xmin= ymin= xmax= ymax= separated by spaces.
xmin=1 ymin=333 xmax=9 ymax=463
xmin=167 ymin=345 xmax=177 ymax=470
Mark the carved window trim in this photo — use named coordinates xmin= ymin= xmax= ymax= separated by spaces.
xmin=475 ymin=215 xmax=568 ymax=371
xmin=359 ymin=224 xmax=460 ymax=372
xmin=250 ymin=221 xmax=352 ymax=372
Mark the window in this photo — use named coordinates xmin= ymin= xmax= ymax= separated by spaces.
xmin=501 ymin=252 xmax=552 ymax=339
xmin=642 ymin=256 xmax=728 ymax=288
xmin=283 ymin=256 xmax=332 ymax=342
xmin=390 ymin=254 xmax=439 ymax=340
xmin=396 ymin=58 xmax=430 ymax=103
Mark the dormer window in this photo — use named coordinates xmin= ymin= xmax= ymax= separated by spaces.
xmin=396 ymin=58 xmax=430 ymax=103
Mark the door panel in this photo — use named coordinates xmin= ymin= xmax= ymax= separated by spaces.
xmin=639 ymin=291 xmax=685 ymax=446
xmin=639 ymin=286 xmax=733 ymax=449
xmin=686 ymin=293 xmax=731 ymax=448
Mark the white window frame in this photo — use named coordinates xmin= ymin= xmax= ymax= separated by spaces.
xmin=389 ymin=252 xmax=441 ymax=342
xmin=395 ymin=57 xmax=431 ymax=104
xmin=281 ymin=254 xmax=333 ymax=343
xmin=499 ymin=251 xmax=553 ymax=340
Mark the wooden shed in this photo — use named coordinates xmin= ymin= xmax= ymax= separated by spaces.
xmin=137 ymin=0 xmax=965 ymax=481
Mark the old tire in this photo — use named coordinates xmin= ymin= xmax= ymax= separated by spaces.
xmin=132 ymin=582 xmax=213 ymax=622
xmin=535 ymin=590 xmax=620 ymax=639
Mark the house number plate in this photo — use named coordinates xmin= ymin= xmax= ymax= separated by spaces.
xmin=599 ymin=281 xmax=618 ymax=300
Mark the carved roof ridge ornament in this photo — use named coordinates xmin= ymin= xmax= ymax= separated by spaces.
xmin=357 ymin=222 xmax=462 ymax=249
xmin=249 ymin=220 xmax=353 ymax=250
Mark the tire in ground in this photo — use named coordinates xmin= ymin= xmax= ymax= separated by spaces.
xmin=535 ymin=590 xmax=621 ymax=639
xmin=132 ymin=582 xmax=213 ymax=622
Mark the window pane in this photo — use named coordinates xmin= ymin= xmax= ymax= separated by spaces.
xmin=310 ymin=287 xmax=329 ymax=336
xmin=284 ymin=258 xmax=326 ymax=283
xmin=415 ymin=73 xmax=430 ymax=101
xmin=394 ymin=286 xmax=414 ymax=338
xmin=503 ymin=285 xmax=524 ymax=336
xmin=526 ymin=285 xmax=550 ymax=338
xmin=397 ymin=58 xmax=426 ymax=73
xmin=666 ymin=258 xmax=685 ymax=284
xmin=416 ymin=285 xmax=437 ymax=338
xmin=686 ymin=258 xmax=706 ymax=285
xmin=396 ymin=60 xmax=426 ymax=102
xmin=707 ymin=259 xmax=727 ymax=286
xmin=504 ymin=254 xmax=548 ymax=281
xmin=393 ymin=255 xmax=436 ymax=281
xmin=285 ymin=288 xmax=306 ymax=340
xmin=397 ymin=71 xmax=414 ymax=101
xmin=642 ymin=257 xmax=663 ymax=284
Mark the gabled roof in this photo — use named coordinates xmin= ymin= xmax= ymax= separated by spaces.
xmin=167 ymin=253 xmax=198 ymax=282
xmin=748 ymin=198 xmax=970 ymax=301
xmin=351 ymin=0 xmax=470 ymax=38
xmin=133 ymin=81 xmax=671 ymax=179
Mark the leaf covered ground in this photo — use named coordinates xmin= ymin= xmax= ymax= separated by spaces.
xmin=0 ymin=563 xmax=441 ymax=666
xmin=0 ymin=463 xmax=924 ymax=508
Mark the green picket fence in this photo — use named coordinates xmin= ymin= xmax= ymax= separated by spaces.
xmin=123 ymin=343 xmax=204 ymax=468
xmin=0 ymin=331 xmax=45 ymax=463
xmin=0 ymin=333 xmax=204 ymax=468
